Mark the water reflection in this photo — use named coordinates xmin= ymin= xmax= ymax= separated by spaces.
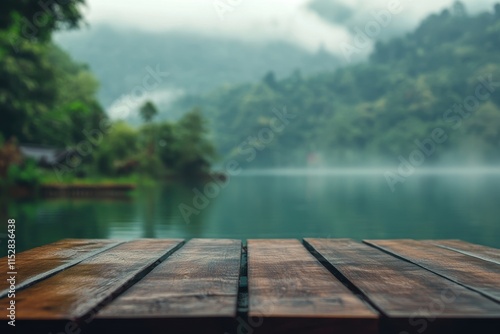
xmin=2 ymin=172 xmax=500 ymax=256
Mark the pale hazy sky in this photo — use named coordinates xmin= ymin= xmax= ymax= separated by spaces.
xmin=80 ymin=0 xmax=498 ymax=56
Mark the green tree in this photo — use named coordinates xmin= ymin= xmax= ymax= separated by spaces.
xmin=0 ymin=0 xmax=85 ymax=42
xmin=0 ymin=37 xmax=56 ymax=142
xmin=155 ymin=122 xmax=179 ymax=170
xmin=175 ymin=108 xmax=217 ymax=177
xmin=139 ymin=101 xmax=158 ymax=123
xmin=93 ymin=122 xmax=138 ymax=176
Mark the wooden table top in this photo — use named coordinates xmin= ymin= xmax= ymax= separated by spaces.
xmin=1 ymin=238 xmax=499 ymax=334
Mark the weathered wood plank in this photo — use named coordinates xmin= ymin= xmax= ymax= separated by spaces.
xmin=306 ymin=238 xmax=500 ymax=334
xmin=426 ymin=240 xmax=500 ymax=265
xmin=91 ymin=239 xmax=241 ymax=334
xmin=247 ymin=239 xmax=378 ymax=334
xmin=365 ymin=239 xmax=500 ymax=303
xmin=0 ymin=239 xmax=183 ymax=321
xmin=97 ymin=238 xmax=241 ymax=318
xmin=0 ymin=239 xmax=121 ymax=298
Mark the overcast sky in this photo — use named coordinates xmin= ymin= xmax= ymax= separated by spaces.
xmin=79 ymin=0 xmax=498 ymax=56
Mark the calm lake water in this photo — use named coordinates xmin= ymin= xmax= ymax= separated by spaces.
xmin=2 ymin=170 xmax=500 ymax=256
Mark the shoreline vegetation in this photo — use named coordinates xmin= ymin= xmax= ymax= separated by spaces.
xmin=0 ymin=103 xmax=221 ymax=199
xmin=2 ymin=171 xmax=229 ymax=199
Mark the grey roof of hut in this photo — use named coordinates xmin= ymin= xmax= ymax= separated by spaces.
xmin=19 ymin=145 xmax=70 ymax=166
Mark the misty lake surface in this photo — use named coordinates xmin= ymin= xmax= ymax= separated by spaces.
xmin=5 ymin=170 xmax=500 ymax=255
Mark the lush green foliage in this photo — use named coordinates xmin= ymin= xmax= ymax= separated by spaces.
xmin=7 ymin=159 xmax=41 ymax=187
xmin=0 ymin=0 xmax=85 ymax=42
xmin=0 ymin=0 xmax=108 ymax=187
xmin=91 ymin=108 xmax=217 ymax=178
xmin=174 ymin=3 xmax=500 ymax=166
xmin=0 ymin=0 xmax=104 ymax=146
xmin=0 ymin=1 xmax=218 ymax=185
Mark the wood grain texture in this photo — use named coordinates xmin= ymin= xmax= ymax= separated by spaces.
xmin=0 ymin=239 xmax=183 ymax=320
xmin=97 ymin=238 xmax=242 ymax=319
xmin=0 ymin=239 xmax=121 ymax=298
xmin=305 ymin=238 xmax=500 ymax=333
xmin=4 ymin=238 xmax=500 ymax=334
xmin=365 ymin=239 xmax=500 ymax=304
xmin=426 ymin=240 xmax=500 ymax=265
xmin=247 ymin=239 xmax=378 ymax=334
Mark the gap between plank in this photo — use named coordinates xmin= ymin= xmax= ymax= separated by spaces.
xmin=362 ymin=240 xmax=500 ymax=305
xmin=430 ymin=243 xmax=500 ymax=266
xmin=237 ymin=243 xmax=248 ymax=316
xmin=0 ymin=240 xmax=126 ymax=299
xmin=302 ymin=239 xmax=387 ymax=318
xmin=74 ymin=239 xmax=187 ymax=326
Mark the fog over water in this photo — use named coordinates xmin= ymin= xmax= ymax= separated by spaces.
xmin=240 ymin=167 xmax=500 ymax=176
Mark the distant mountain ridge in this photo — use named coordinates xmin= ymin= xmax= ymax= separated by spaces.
xmin=55 ymin=25 xmax=341 ymax=122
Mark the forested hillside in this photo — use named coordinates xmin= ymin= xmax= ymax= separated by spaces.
xmin=174 ymin=3 xmax=500 ymax=167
